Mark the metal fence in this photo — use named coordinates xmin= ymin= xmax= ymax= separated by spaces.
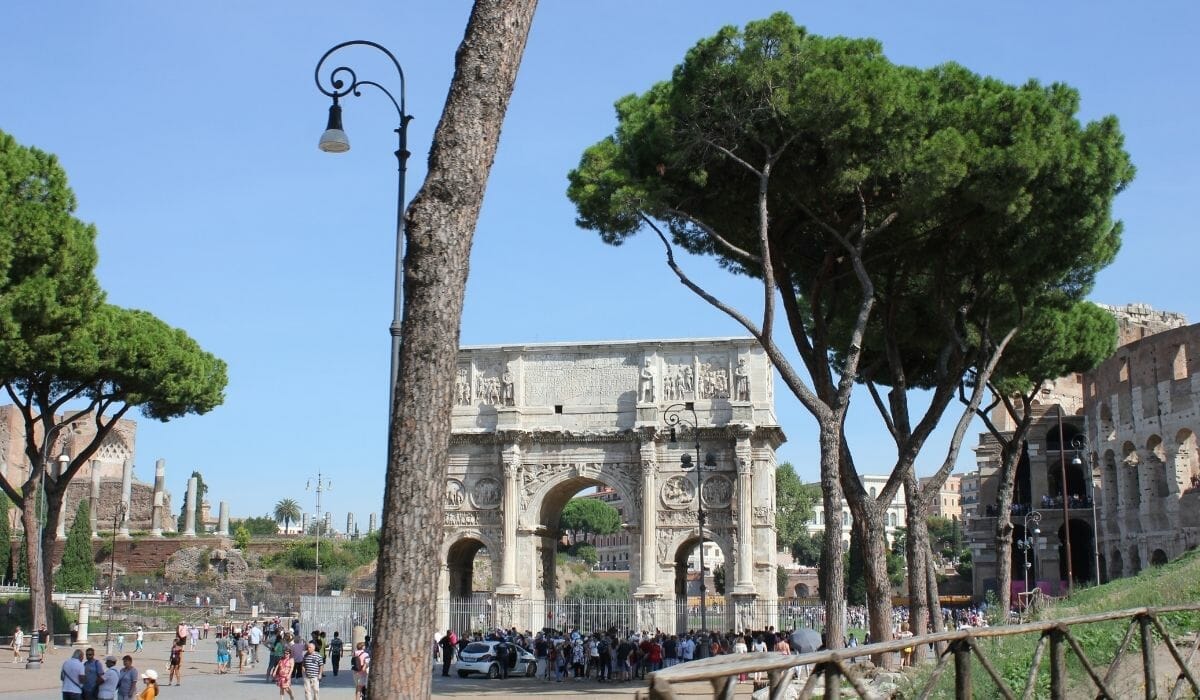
xmin=303 ymin=594 xmax=831 ymax=638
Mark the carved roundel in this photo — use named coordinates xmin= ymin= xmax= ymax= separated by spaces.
xmin=471 ymin=477 xmax=502 ymax=509
xmin=701 ymin=475 xmax=733 ymax=508
xmin=445 ymin=479 xmax=467 ymax=510
xmin=660 ymin=475 xmax=696 ymax=509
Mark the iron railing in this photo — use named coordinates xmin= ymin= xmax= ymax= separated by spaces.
xmin=641 ymin=603 xmax=1200 ymax=700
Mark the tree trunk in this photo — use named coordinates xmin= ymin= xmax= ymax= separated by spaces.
xmin=19 ymin=482 xmax=46 ymax=642
xmin=903 ymin=471 xmax=929 ymax=645
xmin=817 ymin=426 xmax=845 ymax=653
xmin=856 ymin=505 xmax=893 ymax=664
xmin=40 ymin=485 xmax=66 ymax=636
xmin=368 ymin=2 xmax=537 ymax=698
xmin=992 ymin=438 xmax=1021 ymax=615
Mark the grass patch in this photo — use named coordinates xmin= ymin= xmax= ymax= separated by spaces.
xmin=901 ymin=548 xmax=1200 ymax=698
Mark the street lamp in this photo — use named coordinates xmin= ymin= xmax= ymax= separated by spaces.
xmin=314 ymin=40 xmax=414 ymax=421
xmin=663 ymin=402 xmax=717 ymax=634
xmin=1070 ymin=436 xmax=1103 ymax=586
xmin=104 ymin=502 xmax=128 ymax=655
xmin=1018 ymin=510 xmax=1042 ymax=599
xmin=306 ymin=472 xmax=332 ymax=600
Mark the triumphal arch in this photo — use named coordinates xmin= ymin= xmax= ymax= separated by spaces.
xmin=440 ymin=337 xmax=784 ymax=633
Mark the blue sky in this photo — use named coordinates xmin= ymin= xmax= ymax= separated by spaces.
xmin=1 ymin=2 xmax=1194 ymax=528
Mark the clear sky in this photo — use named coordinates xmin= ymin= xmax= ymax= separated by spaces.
xmin=1 ymin=2 xmax=1194 ymax=529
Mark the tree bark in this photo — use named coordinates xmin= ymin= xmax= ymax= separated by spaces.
xmin=368 ymin=2 xmax=537 ymax=698
xmin=19 ymin=482 xmax=46 ymax=641
xmin=903 ymin=470 xmax=930 ymax=644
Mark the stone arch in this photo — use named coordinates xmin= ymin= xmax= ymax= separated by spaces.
xmin=1098 ymin=403 xmax=1116 ymax=443
xmin=1046 ymin=423 xmax=1085 ymax=499
xmin=1110 ymin=548 xmax=1124 ymax=579
xmin=672 ymin=532 xmax=733 ymax=630
xmin=1146 ymin=436 xmax=1170 ymax=498
xmin=1128 ymin=545 xmax=1142 ymax=575
xmin=1102 ymin=450 xmax=1120 ymax=536
xmin=794 ymin=582 xmax=811 ymax=597
xmin=530 ymin=466 xmax=640 ymax=598
xmin=1058 ymin=518 xmax=1096 ymax=585
xmin=1121 ymin=442 xmax=1142 ymax=532
xmin=1150 ymin=549 xmax=1169 ymax=567
xmin=1173 ymin=429 xmax=1199 ymax=494
xmin=445 ymin=532 xmax=500 ymax=598
xmin=1015 ymin=444 xmax=1033 ymax=508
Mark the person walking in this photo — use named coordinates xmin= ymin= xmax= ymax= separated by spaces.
xmin=301 ymin=642 xmax=323 ymax=700
xmin=438 ymin=631 xmax=456 ymax=677
xmin=135 ymin=669 xmax=158 ymax=700
xmin=10 ymin=626 xmax=21 ymax=663
xmin=117 ymin=656 xmax=138 ymax=700
xmin=249 ymin=621 xmax=263 ymax=666
xmin=37 ymin=624 xmax=49 ymax=657
xmin=351 ymin=642 xmax=369 ymax=700
xmin=167 ymin=637 xmax=184 ymax=686
xmin=329 ymin=632 xmax=344 ymax=676
xmin=215 ymin=632 xmax=230 ymax=674
xmin=274 ymin=650 xmax=295 ymax=700
xmin=133 ymin=627 xmax=144 ymax=653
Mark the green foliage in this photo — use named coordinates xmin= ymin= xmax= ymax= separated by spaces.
xmin=263 ymin=532 xmax=379 ymax=573
xmin=990 ymin=302 xmax=1119 ymax=396
xmin=791 ymin=529 xmax=821 ymax=567
xmin=845 ymin=526 xmax=866 ymax=605
xmin=241 ymin=515 xmax=279 ymax=536
xmin=955 ymin=551 xmax=973 ymax=581
xmin=563 ymin=578 xmax=628 ymax=601
xmin=16 ymin=531 xmax=28 ymax=587
xmin=775 ymin=464 xmax=819 ymax=552
xmin=713 ymin=563 xmax=726 ymax=595
xmin=559 ymin=498 xmax=621 ymax=544
xmin=568 ymin=542 xmax=598 ymax=566
xmin=776 ymin=565 xmax=790 ymax=597
xmin=273 ymin=499 xmax=301 ymax=532
xmin=0 ymin=597 xmax=70 ymax=637
xmin=55 ymin=501 xmax=95 ymax=592
xmin=233 ymin=525 xmax=250 ymax=550
xmin=0 ymin=495 xmax=12 ymax=584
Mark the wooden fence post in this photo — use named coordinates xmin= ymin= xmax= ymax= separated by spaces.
xmin=953 ymin=639 xmax=972 ymax=700
xmin=1050 ymin=627 xmax=1066 ymax=699
xmin=1139 ymin=614 xmax=1156 ymax=700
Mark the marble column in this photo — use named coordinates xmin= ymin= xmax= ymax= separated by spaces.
xmin=217 ymin=501 xmax=229 ymax=536
xmin=368 ymin=513 xmax=376 ymax=534
xmin=635 ymin=437 xmax=660 ymax=596
xmin=89 ymin=461 xmax=101 ymax=539
xmin=496 ymin=445 xmax=521 ymax=594
xmin=731 ymin=434 xmax=755 ymax=594
xmin=150 ymin=459 xmax=166 ymax=537
xmin=118 ymin=459 xmax=132 ymax=538
xmin=323 ymin=511 xmax=332 ymax=533
xmin=76 ymin=603 xmax=90 ymax=646
xmin=182 ymin=476 xmax=198 ymax=537
xmin=301 ymin=512 xmax=309 ymax=534
xmin=55 ymin=456 xmax=68 ymax=540
xmin=346 ymin=513 xmax=355 ymax=537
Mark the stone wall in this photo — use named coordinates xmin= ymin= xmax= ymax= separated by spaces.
xmin=59 ymin=479 xmax=172 ymax=534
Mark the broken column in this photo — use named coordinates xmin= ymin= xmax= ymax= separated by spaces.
xmin=368 ymin=512 xmax=376 ymax=534
xmin=323 ymin=511 xmax=331 ymax=534
xmin=346 ymin=513 xmax=355 ymax=537
xmin=89 ymin=461 xmax=101 ymax=539
xmin=118 ymin=459 xmax=132 ymax=538
xmin=217 ymin=501 xmax=229 ymax=537
xmin=301 ymin=512 xmax=309 ymax=534
xmin=150 ymin=459 xmax=166 ymax=537
xmin=182 ymin=476 xmax=197 ymax=537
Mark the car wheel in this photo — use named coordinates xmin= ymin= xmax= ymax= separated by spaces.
xmin=526 ymin=662 xmax=537 ymax=677
xmin=457 ymin=670 xmax=469 ymax=678
xmin=487 ymin=664 xmax=499 ymax=680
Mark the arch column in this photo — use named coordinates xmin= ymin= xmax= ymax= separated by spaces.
xmin=496 ymin=443 xmax=521 ymax=595
xmin=635 ymin=436 xmax=661 ymax=596
xmin=730 ymin=433 xmax=755 ymax=594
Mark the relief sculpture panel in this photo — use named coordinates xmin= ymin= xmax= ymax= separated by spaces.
xmin=661 ymin=475 xmax=696 ymax=509
xmin=701 ymin=475 xmax=734 ymax=508
xmin=698 ymin=355 xmax=731 ymax=399
xmin=522 ymin=353 xmax=639 ymax=406
xmin=471 ymin=477 xmax=502 ymax=509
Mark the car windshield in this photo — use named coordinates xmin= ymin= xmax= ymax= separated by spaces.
xmin=462 ymin=643 xmax=491 ymax=654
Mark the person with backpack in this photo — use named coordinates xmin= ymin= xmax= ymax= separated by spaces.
xmin=350 ymin=642 xmax=369 ymax=700
xmin=329 ymin=632 xmax=344 ymax=676
xmin=596 ymin=635 xmax=611 ymax=682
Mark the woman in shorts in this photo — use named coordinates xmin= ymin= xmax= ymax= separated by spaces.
xmin=351 ymin=641 xmax=369 ymax=700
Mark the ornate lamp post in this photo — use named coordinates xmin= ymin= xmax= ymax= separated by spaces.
xmin=314 ymin=40 xmax=414 ymax=420
xmin=663 ymin=402 xmax=717 ymax=633
xmin=1018 ymin=510 xmax=1042 ymax=600
xmin=104 ymin=502 xmax=128 ymax=654
xmin=1070 ymin=435 xmax=1103 ymax=585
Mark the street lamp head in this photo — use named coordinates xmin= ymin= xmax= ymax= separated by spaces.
xmin=318 ymin=99 xmax=350 ymax=153
xmin=680 ymin=453 xmax=693 ymax=469
xmin=703 ymin=452 xmax=717 ymax=468
xmin=1033 ymin=527 xmax=1041 ymax=536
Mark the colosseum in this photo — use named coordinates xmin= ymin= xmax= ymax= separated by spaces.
xmin=967 ymin=304 xmax=1197 ymax=598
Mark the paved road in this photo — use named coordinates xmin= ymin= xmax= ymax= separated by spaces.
xmin=0 ymin=639 xmax=758 ymax=698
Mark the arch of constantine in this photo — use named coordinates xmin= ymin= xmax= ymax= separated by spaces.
xmin=439 ymin=337 xmax=784 ymax=633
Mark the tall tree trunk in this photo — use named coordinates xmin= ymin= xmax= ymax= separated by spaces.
xmin=903 ymin=471 xmax=930 ymax=645
xmin=818 ymin=426 xmax=845 ymax=653
xmin=369 ymin=2 xmax=537 ymax=698
xmin=19 ymin=483 xmax=46 ymax=642
xmin=40 ymin=485 xmax=66 ymax=636
xmin=856 ymin=506 xmax=893 ymax=663
xmin=992 ymin=439 xmax=1020 ymax=616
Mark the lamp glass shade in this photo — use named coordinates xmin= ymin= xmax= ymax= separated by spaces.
xmin=319 ymin=129 xmax=350 ymax=153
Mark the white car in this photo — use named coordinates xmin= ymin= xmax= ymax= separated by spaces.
xmin=454 ymin=640 xmax=537 ymax=679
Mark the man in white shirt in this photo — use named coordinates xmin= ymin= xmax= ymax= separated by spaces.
xmin=60 ymin=649 xmax=86 ymax=700
xmin=679 ymin=636 xmax=695 ymax=662
xmin=248 ymin=622 xmax=263 ymax=665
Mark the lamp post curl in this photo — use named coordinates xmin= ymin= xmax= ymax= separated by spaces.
xmin=662 ymin=402 xmax=717 ymax=636
xmin=313 ymin=40 xmax=414 ymax=420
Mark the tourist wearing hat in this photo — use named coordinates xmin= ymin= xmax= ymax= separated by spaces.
xmin=97 ymin=655 xmax=120 ymax=700
xmin=136 ymin=669 xmax=158 ymax=699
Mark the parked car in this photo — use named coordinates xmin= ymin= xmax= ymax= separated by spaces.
xmin=454 ymin=640 xmax=537 ymax=679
